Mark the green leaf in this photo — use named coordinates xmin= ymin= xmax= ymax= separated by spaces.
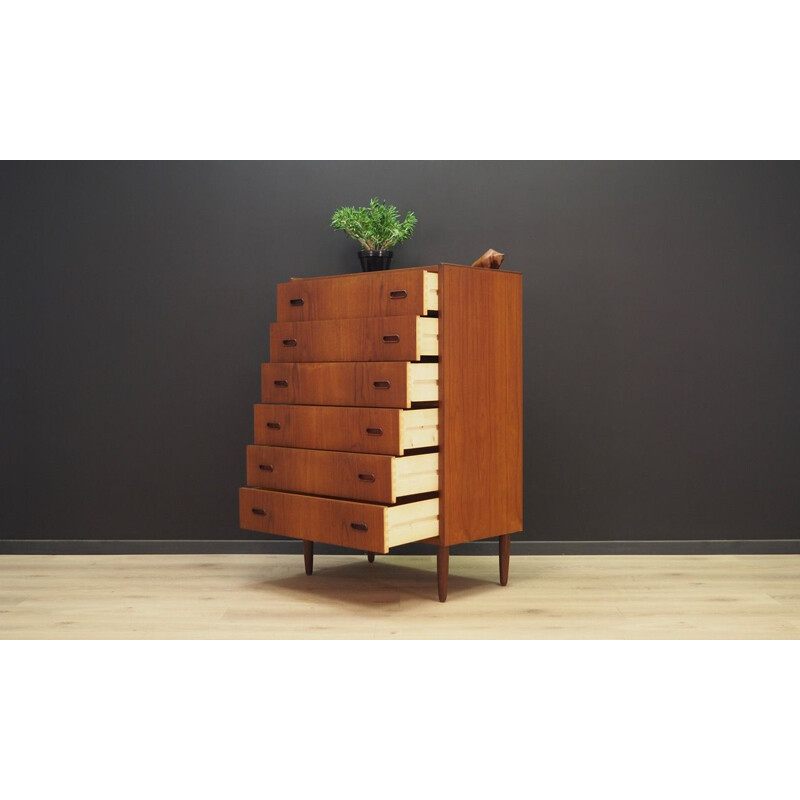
xmin=330 ymin=198 xmax=417 ymax=250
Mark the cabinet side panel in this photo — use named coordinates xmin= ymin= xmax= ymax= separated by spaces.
xmin=440 ymin=266 xmax=523 ymax=545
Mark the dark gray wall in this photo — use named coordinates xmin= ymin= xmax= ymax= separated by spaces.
xmin=1 ymin=161 xmax=798 ymax=543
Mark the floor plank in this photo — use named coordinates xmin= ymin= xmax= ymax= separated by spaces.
xmin=1 ymin=554 xmax=799 ymax=639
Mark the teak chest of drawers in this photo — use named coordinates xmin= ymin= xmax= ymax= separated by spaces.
xmin=239 ymin=263 xmax=522 ymax=601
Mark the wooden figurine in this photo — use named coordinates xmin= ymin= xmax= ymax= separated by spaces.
xmin=471 ymin=249 xmax=505 ymax=269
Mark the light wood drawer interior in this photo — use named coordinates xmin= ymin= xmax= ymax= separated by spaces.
xmin=247 ymin=446 xmax=438 ymax=503
xmin=423 ymin=270 xmax=439 ymax=313
xmin=385 ymin=497 xmax=439 ymax=548
xmin=239 ymin=487 xmax=439 ymax=553
xmin=407 ymin=362 xmax=439 ymax=403
xmin=400 ymin=407 xmax=439 ymax=450
xmin=392 ymin=452 xmax=438 ymax=500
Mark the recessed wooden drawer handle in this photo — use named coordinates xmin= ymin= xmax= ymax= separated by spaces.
xmin=258 ymin=464 xmax=274 ymax=472
xmin=365 ymin=427 xmax=383 ymax=436
xmin=389 ymin=290 xmax=407 ymax=299
xmin=373 ymin=380 xmax=391 ymax=389
xmin=382 ymin=335 xmax=400 ymax=343
xmin=358 ymin=473 xmax=375 ymax=483
xmin=251 ymin=508 xmax=266 ymax=516
xmin=282 ymin=339 xmax=297 ymax=347
xmin=273 ymin=380 xmax=289 ymax=387
xmin=289 ymin=298 xmax=304 ymax=306
xmin=266 ymin=422 xmax=281 ymax=430
xmin=350 ymin=522 xmax=368 ymax=532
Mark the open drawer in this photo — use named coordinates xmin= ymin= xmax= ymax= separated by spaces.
xmin=261 ymin=362 xmax=438 ymax=408
xmin=253 ymin=405 xmax=438 ymax=455
xmin=270 ymin=316 xmax=438 ymax=363
xmin=239 ymin=487 xmax=440 ymax=553
xmin=246 ymin=445 xmax=438 ymax=503
xmin=276 ymin=268 xmax=438 ymax=322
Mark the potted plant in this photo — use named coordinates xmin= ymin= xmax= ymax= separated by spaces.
xmin=330 ymin=197 xmax=417 ymax=271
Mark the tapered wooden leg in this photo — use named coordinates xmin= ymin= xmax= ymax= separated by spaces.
xmin=367 ymin=553 xmax=375 ymax=563
xmin=499 ymin=534 xmax=510 ymax=586
xmin=437 ymin=545 xmax=449 ymax=602
xmin=303 ymin=540 xmax=313 ymax=575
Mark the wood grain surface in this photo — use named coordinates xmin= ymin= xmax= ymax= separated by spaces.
xmin=269 ymin=316 xmax=437 ymax=363
xmin=254 ymin=404 xmax=399 ymax=454
xmin=240 ymin=487 xmax=390 ymax=552
xmin=2 ymin=554 xmax=798 ymax=639
xmin=247 ymin=445 xmax=396 ymax=502
xmin=276 ymin=268 xmax=438 ymax=322
xmin=253 ymin=404 xmax=439 ymax=455
xmin=439 ymin=264 xmax=523 ymax=545
xmin=261 ymin=362 xmax=438 ymax=408
xmin=246 ymin=445 xmax=437 ymax=503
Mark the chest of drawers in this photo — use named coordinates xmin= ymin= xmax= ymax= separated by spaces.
xmin=239 ymin=263 xmax=522 ymax=601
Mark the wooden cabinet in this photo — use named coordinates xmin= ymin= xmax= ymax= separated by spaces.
xmin=239 ymin=263 xmax=522 ymax=601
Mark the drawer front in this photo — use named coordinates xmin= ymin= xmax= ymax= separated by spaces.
xmin=270 ymin=316 xmax=438 ymax=363
xmin=261 ymin=362 xmax=438 ymax=408
xmin=247 ymin=446 xmax=439 ymax=503
xmin=254 ymin=404 xmax=404 ymax=455
xmin=240 ymin=487 xmax=389 ymax=552
xmin=276 ymin=269 xmax=438 ymax=322
xmin=247 ymin=445 xmax=394 ymax=503
xmin=253 ymin=405 xmax=439 ymax=455
xmin=239 ymin=488 xmax=440 ymax=552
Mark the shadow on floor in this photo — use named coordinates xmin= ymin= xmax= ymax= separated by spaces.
xmin=255 ymin=555 xmax=499 ymax=607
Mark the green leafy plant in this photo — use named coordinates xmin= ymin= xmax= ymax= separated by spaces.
xmin=330 ymin=198 xmax=417 ymax=252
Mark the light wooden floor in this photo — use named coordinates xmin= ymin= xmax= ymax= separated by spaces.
xmin=1 ymin=553 xmax=799 ymax=639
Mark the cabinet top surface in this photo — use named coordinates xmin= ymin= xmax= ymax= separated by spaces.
xmin=287 ymin=263 xmax=522 ymax=281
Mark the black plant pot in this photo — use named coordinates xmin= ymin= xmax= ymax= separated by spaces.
xmin=358 ymin=250 xmax=393 ymax=272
